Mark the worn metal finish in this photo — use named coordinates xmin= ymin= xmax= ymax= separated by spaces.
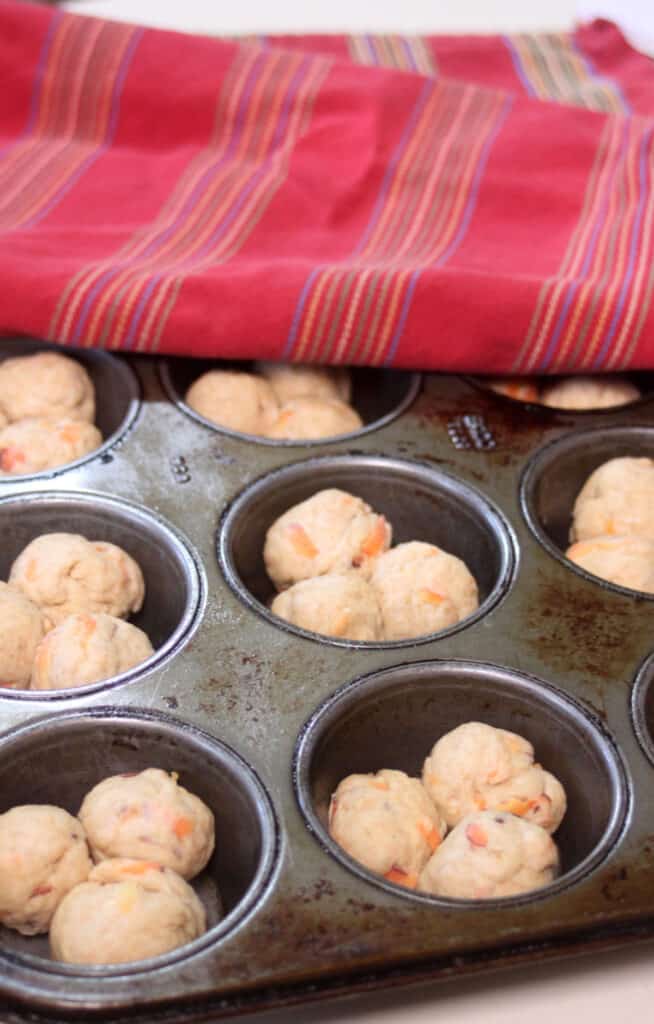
xmin=1 ymin=344 xmax=654 ymax=1022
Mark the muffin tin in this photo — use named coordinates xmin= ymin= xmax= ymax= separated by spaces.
xmin=2 ymin=343 xmax=654 ymax=1022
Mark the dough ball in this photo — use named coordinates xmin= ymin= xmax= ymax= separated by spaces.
xmin=185 ymin=370 xmax=278 ymax=436
xmin=30 ymin=613 xmax=154 ymax=690
xmin=369 ymin=541 xmax=478 ymax=641
xmin=418 ymin=811 xmax=559 ymax=899
xmin=565 ymin=534 xmax=654 ymax=593
xmin=0 ymin=418 xmax=102 ymax=475
xmin=0 ymin=352 xmax=95 ymax=423
xmin=79 ymin=768 xmax=214 ymax=880
xmin=9 ymin=533 xmax=145 ymax=631
xmin=0 ymin=409 xmax=7 ymax=430
xmin=266 ymin=397 xmax=362 ymax=440
xmin=0 ymin=805 xmax=92 ymax=935
xmin=422 ymin=722 xmax=566 ymax=833
xmin=570 ymin=457 xmax=654 ymax=542
xmin=257 ymin=362 xmax=352 ymax=403
xmin=487 ymin=378 xmax=540 ymax=403
xmin=329 ymin=769 xmax=446 ymax=888
xmin=541 ymin=375 xmax=640 ymax=410
xmin=264 ymin=489 xmax=391 ymax=591
xmin=50 ymin=858 xmax=206 ymax=965
xmin=0 ymin=582 xmax=45 ymax=689
xmin=271 ymin=573 xmax=383 ymax=641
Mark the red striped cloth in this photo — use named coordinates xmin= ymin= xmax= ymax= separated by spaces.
xmin=1 ymin=2 xmax=653 ymax=372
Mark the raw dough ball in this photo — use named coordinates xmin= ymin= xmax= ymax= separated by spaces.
xmin=541 ymin=375 xmax=640 ymax=410
xmin=0 ymin=417 xmax=102 ymax=475
xmin=266 ymin=397 xmax=362 ymax=440
xmin=257 ymin=362 xmax=351 ymax=403
xmin=418 ymin=811 xmax=559 ymax=899
xmin=570 ymin=457 xmax=654 ymax=542
xmin=271 ymin=573 xmax=383 ymax=641
xmin=0 ymin=409 xmax=7 ymax=430
xmin=9 ymin=533 xmax=145 ymax=631
xmin=422 ymin=722 xmax=566 ymax=832
xmin=565 ymin=534 xmax=654 ymax=593
xmin=79 ymin=768 xmax=214 ymax=880
xmin=0 ymin=805 xmax=92 ymax=935
xmin=31 ymin=613 xmax=154 ymax=690
xmin=185 ymin=370 xmax=278 ymax=436
xmin=329 ymin=769 xmax=446 ymax=888
xmin=487 ymin=378 xmax=540 ymax=403
xmin=0 ymin=352 xmax=95 ymax=423
xmin=264 ymin=489 xmax=392 ymax=591
xmin=50 ymin=858 xmax=206 ymax=965
xmin=369 ymin=541 xmax=479 ymax=641
xmin=0 ymin=582 xmax=45 ymax=689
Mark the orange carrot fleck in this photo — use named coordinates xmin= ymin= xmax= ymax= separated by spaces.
xmin=120 ymin=861 xmax=161 ymax=875
xmin=30 ymin=884 xmax=53 ymax=897
xmin=0 ymin=446 xmax=25 ymax=472
xmin=417 ymin=821 xmax=442 ymax=852
xmin=384 ymin=866 xmax=418 ymax=889
xmin=287 ymin=523 xmax=318 ymax=558
xmin=497 ymin=797 xmax=531 ymax=817
xmin=466 ymin=823 xmax=488 ymax=847
xmin=360 ymin=518 xmax=387 ymax=558
xmin=371 ymin=779 xmax=390 ymax=792
xmin=418 ymin=588 xmax=445 ymax=605
xmin=172 ymin=816 xmax=193 ymax=839
xmin=59 ymin=424 xmax=81 ymax=445
xmin=473 ymin=793 xmax=487 ymax=811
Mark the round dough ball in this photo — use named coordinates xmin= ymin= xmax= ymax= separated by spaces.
xmin=541 ymin=375 xmax=640 ymax=410
xmin=256 ymin=362 xmax=351 ymax=403
xmin=487 ymin=378 xmax=540 ymax=403
xmin=422 ymin=722 xmax=566 ymax=833
xmin=570 ymin=457 xmax=654 ymax=542
xmin=418 ymin=811 xmax=559 ymax=899
xmin=329 ymin=769 xmax=446 ymax=888
xmin=0 ymin=417 xmax=102 ymax=475
xmin=566 ymin=534 xmax=654 ymax=593
xmin=31 ymin=613 xmax=154 ymax=690
xmin=369 ymin=541 xmax=478 ymax=641
xmin=0 ymin=352 xmax=95 ymax=423
xmin=50 ymin=858 xmax=206 ymax=965
xmin=185 ymin=370 xmax=278 ymax=436
xmin=264 ymin=488 xmax=392 ymax=591
xmin=9 ymin=533 xmax=145 ymax=631
xmin=0 ymin=805 xmax=92 ymax=935
xmin=0 ymin=582 xmax=45 ymax=689
xmin=266 ymin=397 xmax=362 ymax=440
xmin=79 ymin=768 xmax=214 ymax=880
xmin=271 ymin=573 xmax=383 ymax=641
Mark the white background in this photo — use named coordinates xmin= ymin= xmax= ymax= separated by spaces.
xmin=61 ymin=1 xmax=654 ymax=1021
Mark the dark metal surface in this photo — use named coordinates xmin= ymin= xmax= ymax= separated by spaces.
xmin=1 ymin=342 xmax=654 ymax=1020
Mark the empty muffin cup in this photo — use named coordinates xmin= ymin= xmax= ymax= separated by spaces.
xmin=0 ymin=338 xmax=140 ymax=480
xmin=0 ymin=490 xmax=204 ymax=698
xmin=294 ymin=660 xmax=629 ymax=906
xmin=159 ymin=358 xmax=420 ymax=446
xmin=218 ymin=455 xmax=517 ymax=647
xmin=520 ymin=425 xmax=654 ymax=598
xmin=0 ymin=707 xmax=278 ymax=975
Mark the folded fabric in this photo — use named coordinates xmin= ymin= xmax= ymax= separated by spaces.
xmin=0 ymin=1 xmax=652 ymax=372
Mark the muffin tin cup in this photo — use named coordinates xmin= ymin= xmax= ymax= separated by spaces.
xmin=0 ymin=490 xmax=205 ymax=700
xmin=159 ymin=358 xmax=421 ymax=446
xmin=293 ymin=660 xmax=630 ymax=907
xmin=631 ymin=653 xmax=654 ymax=768
xmin=0 ymin=707 xmax=280 ymax=977
xmin=467 ymin=373 xmax=654 ymax=417
xmin=0 ymin=338 xmax=141 ymax=482
xmin=218 ymin=455 xmax=518 ymax=648
xmin=520 ymin=424 xmax=654 ymax=599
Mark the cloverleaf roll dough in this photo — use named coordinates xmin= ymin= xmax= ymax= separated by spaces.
xmin=50 ymin=858 xmax=206 ymax=965
xmin=570 ymin=457 xmax=654 ymax=542
xmin=79 ymin=768 xmax=214 ymax=880
xmin=30 ymin=613 xmax=153 ymax=690
xmin=266 ymin=397 xmax=362 ymax=440
xmin=0 ymin=805 xmax=92 ymax=935
xmin=418 ymin=810 xmax=559 ymax=899
xmin=566 ymin=534 xmax=654 ymax=593
xmin=264 ymin=489 xmax=392 ymax=591
xmin=329 ymin=770 xmax=446 ymax=889
xmin=540 ymin=375 xmax=640 ymax=410
xmin=9 ymin=533 xmax=145 ymax=631
xmin=270 ymin=573 xmax=383 ymax=641
xmin=185 ymin=370 xmax=278 ymax=435
xmin=0 ymin=352 xmax=95 ymax=423
xmin=0 ymin=582 xmax=44 ymax=689
xmin=422 ymin=721 xmax=566 ymax=833
xmin=0 ymin=417 xmax=102 ymax=475
xmin=256 ymin=362 xmax=351 ymax=404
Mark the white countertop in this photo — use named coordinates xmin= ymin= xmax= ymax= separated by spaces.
xmin=60 ymin=2 xmax=654 ymax=1020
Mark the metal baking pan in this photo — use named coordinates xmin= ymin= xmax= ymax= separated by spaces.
xmin=2 ymin=341 xmax=654 ymax=1023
